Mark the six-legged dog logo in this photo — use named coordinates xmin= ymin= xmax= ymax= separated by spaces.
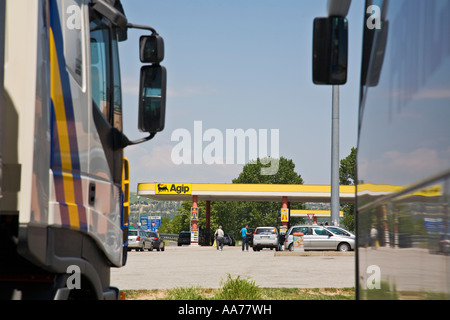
xmin=158 ymin=184 xmax=169 ymax=192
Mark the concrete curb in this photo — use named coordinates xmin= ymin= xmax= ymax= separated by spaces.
xmin=275 ymin=251 xmax=354 ymax=256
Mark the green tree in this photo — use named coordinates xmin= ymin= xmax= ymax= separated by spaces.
xmin=339 ymin=147 xmax=356 ymax=186
xmin=213 ymin=157 xmax=306 ymax=237
xmin=233 ymin=157 xmax=304 ymax=185
xmin=339 ymin=147 xmax=356 ymax=231
xmin=167 ymin=157 xmax=307 ymax=237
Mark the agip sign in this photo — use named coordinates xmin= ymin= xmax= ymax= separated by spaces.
xmin=155 ymin=183 xmax=192 ymax=195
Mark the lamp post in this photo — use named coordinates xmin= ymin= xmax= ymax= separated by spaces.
xmin=330 ymin=85 xmax=340 ymax=226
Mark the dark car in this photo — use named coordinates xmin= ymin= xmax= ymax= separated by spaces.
xmin=247 ymin=228 xmax=255 ymax=247
xmin=146 ymin=231 xmax=165 ymax=251
xmin=178 ymin=231 xmax=191 ymax=246
xmin=438 ymin=234 xmax=450 ymax=255
xmin=223 ymin=233 xmax=235 ymax=246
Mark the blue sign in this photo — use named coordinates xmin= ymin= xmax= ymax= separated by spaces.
xmin=140 ymin=216 xmax=150 ymax=230
xmin=149 ymin=216 xmax=161 ymax=231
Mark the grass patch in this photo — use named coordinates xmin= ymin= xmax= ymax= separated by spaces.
xmin=215 ymin=274 xmax=262 ymax=300
xmin=122 ymin=275 xmax=355 ymax=300
xmin=166 ymin=286 xmax=208 ymax=300
xmin=261 ymin=287 xmax=354 ymax=300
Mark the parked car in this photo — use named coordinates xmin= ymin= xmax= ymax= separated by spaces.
xmin=128 ymin=229 xmax=153 ymax=251
xmin=178 ymin=231 xmax=191 ymax=246
xmin=223 ymin=233 xmax=235 ymax=246
xmin=252 ymin=227 xmax=279 ymax=251
xmin=284 ymin=225 xmax=354 ymax=252
xmin=146 ymin=231 xmax=165 ymax=251
xmin=246 ymin=227 xmax=255 ymax=247
xmin=324 ymin=226 xmax=355 ymax=238
xmin=438 ymin=234 xmax=450 ymax=255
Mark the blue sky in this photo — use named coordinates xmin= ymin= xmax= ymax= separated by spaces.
xmin=118 ymin=0 xmax=365 ymax=191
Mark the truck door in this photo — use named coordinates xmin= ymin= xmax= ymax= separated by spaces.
xmin=87 ymin=8 xmax=125 ymax=266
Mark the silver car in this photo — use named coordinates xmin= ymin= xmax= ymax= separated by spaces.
xmin=252 ymin=227 xmax=279 ymax=251
xmin=284 ymin=225 xmax=354 ymax=252
xmin=325 ymin=226 xmax=355 ymax=238
xmin=128 ymin=229 xmax=153 ymax=251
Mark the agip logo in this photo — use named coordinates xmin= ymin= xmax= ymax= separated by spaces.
xmin=156 ymin=183 xmax=192 ymax=195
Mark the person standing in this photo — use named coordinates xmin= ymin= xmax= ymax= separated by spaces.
xmin=370 ymin=225 xmax=378 ymax=249
xmin=214 ymin=226 xmax=224 ymax=251
xmin=241 ymin=224 xmax=251 ymax=251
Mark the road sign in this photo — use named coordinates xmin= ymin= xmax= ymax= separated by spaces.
xmin=150 ymin=216 xmax=161 ymax=227
xmin=140 ymin=216 xmax=150 ymax=230
xmin=191 ymin=207 xmax=199 ymax=221
xmin=148 ymin=216 xmax=161 ymax=231
xmin=281 ymin=208 xmax=289 ymax=222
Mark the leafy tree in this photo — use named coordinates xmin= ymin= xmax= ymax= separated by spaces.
xmin=165 ymin=157 xmax=307 ymax=236
xmin=147 ymin=153 xmax=358 ymax=235
xmin=339 ymin=147 xmax=356 ymax=186
xmin=339 ymin=147 xmax=356 ymax=231
xmin=233 ymin=157 xmax=304 ymax=185
xmin=212 ymin=157 xmax=306 ymax=237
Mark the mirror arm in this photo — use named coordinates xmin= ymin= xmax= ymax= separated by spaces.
xmin=126 ymin=132 xmax=157 ymax=146
xmin=126 ymin=22 xmax=158 ymax=35
xmin=114 ymin=129 xmax=157 ymax=149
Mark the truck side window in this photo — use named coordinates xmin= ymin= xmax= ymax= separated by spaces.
xmin=111 ymin=31 xmax=122 ymax=131
xmin=63 ymin=0 xmax=84 ymax=87
xmin=90 ymin=16 xmax=111 ymax=122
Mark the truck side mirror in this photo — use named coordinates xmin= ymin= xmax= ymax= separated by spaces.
xmin=140 ymin=35 xmax=164 ymax=63
xmin=138 ymin=65 xmax=166 ymax=133
xmin=312 ymin=16 xmax=348 ymax=85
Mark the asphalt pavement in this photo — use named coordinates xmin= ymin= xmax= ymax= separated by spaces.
xmin=110 ymin=245 xmax=355 ymax=290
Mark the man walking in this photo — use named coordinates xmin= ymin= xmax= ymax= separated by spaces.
xmin=241 ymin=224 xmax=251 ymax=251
xmin=214 ymin=226 xmax=224 ymax=251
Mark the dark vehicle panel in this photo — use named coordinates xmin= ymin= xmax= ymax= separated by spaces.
xmin=178 ymin=231 xmax=191 ymax=246
xmin=146 ymin=231 xmax=165 ymax=251
xmin=356 ymin=0 xmax=450 ymax=299
xmin=223 ymin=233 xmax=235 ymax=246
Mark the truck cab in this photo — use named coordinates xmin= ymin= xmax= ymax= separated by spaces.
xmin=0 ymin=0 xmax=166 ymax=299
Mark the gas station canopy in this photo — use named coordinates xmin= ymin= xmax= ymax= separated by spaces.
xmin=137 ymin=183 xmax=355 ymax=203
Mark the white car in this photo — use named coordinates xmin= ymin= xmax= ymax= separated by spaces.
xmin=284 ymin=225 xmax=354 ymax=252
xmin=252 ymin=227 xmax=279 ymax=251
